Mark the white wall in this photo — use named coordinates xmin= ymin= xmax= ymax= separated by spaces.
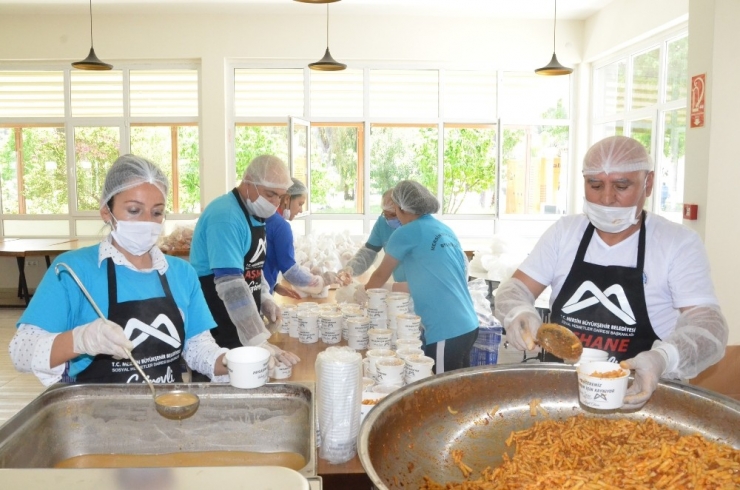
xmin=687 ymin=0 xmax=740 ymax=345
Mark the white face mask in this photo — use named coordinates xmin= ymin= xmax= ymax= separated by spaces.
xmin=109 ymin=214 xmax=163 ymax=256
xmin=282 ymin=209 xmax=292 ymax=220
xmin=244 ymin=183 xmax=277 ymax=219
xmin=582 ymin=198 xmax=639 ymax=234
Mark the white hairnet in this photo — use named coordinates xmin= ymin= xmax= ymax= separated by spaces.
xmin=381 ymin=188 xmax=395 ymax=212
xmin=392 ymin=180 xmax=439 ymax=215
xmin=100 ymin=154 xmax=168 ymax=209
xmin=287 ymin=178 xmax=308 ymax=197
xmin=242 ymin=155 xmax=293 ymax=190
xmin=582 ymin=136 xmax=653 ymax=175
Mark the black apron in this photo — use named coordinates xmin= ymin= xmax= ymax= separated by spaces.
xmin=76 ymin=259 xmax=185 ymax=383
xmin=547 ymin=212 xmax=659 ymax=363
xmin=199 ymin=188 xmax=266 ymax=349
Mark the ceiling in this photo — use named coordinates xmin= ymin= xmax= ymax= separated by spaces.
xmin=3 ymin=0 xmax=616 ymax=19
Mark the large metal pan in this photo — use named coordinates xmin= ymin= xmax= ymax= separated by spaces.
xmin=358 ymin=364 xmax=740 ymax=489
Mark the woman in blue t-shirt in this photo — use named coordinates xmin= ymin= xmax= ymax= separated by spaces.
xmin=263 ymin=178 xmax=337 ymax=298
xmin=9 ymin=155 xmax=229 ymax=385
xmin=359 ymin=180 xmax=479 ymax=373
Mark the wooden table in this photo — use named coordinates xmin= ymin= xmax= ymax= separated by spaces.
xmin=271 ymin=293 xmax=372 ymax=488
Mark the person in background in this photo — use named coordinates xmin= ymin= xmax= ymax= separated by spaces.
xmin=358 ymin=180 xmax=479 ymax=373
xmin=263 ymin=178 xmax=338 ymax=299
xmin=494 ymin=135 xmax=728 ymax=410
xmin=189 ymin=155 xmax=300 ymax=370
xmin=9 ymin=155 xmax=228 ymax=385
xmin=337 ymin=188 xmax=406 ymax=286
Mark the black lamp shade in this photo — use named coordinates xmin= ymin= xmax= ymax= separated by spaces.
xmin=309 ymin=47 xmax=346 ymax=71
xmin=535 ymin=53 xmax=572 ymax=76
xmin=72 ymin=47 xmax=113 ymax=71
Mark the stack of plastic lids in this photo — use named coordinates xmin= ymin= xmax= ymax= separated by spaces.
xmin=470 ymin=324 xmax=503 ymax=366
xmin=315 ymin=346 xmax=363 ymax=464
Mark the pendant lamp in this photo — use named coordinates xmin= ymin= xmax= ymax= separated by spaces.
xmin=535 ymin=0 xmax=571 ymax=76
xmin=309 ymin=4 xmax=346 ymax=71
xmin=72 ymin=0 xmax=112 ymax=70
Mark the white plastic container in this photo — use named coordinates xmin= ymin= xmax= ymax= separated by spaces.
xmin=225 ymin=346 xmax=270 ymax=389
xmin=577 ymin=361 xmax=629 ymax=410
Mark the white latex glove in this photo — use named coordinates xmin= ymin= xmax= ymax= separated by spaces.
xmin=503 ymin=308 xmax=542 ymax=351
xmin=321 ymin=271 xmax=340 ymax=287
xmin=261 ymin=296 xmax=283 ymax=334
xmin=261 ymin=341 xmax=300 ymax=367
xmin=620 ymin=349 xmax=667 ymax=410
xmin=353 ymin=284 xmax=369 ymax=306
xmin=72 ymin=318 xmax=133 ymax=359
xmin=337 ymin=267 xmax=353 ymax=287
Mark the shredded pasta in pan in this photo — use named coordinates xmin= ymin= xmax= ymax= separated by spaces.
xmin=421 ymin=415 xmax=740 ymax=490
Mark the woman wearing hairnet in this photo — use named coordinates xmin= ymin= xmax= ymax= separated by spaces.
xmin=337 ymin=188 xmax=406 ymax=287
xmin=263 ymin=178 xmax=337 ymax=298
xmin=359 ymin=180 xmax=479 ymax=373
xmin=9 ymin=155 xmax=229 ymax=385
xmin=494 ymin=135 xmax=728 ymax=410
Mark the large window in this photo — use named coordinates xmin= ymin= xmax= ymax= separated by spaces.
xmin=233 ymin=67 xmax=571 ymax=237
xmin=592 ymin=29 xmax=688 ymax=223
xmin=0 ymin=66 xmax=201 ymax=236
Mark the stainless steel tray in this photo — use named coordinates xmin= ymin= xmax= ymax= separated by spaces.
xmin=0 ymin=382 xmax=315 ymax=478
xmin=358 ymin=364 xmax=740 ymax=489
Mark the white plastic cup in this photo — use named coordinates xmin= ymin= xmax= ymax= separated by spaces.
xmin=320 ymin=312 xmax=343 ymax=344
xmin=269 ymin=361 xmax=293 ymax=380
xmin=395 ymin=338 xmax=423 ymax=351
xmin=577 ymin=361 xmax=629 ymax=410
xmin=362 ymin=377 xmax=376 ymax=392
xmin=386 ymin=292 xmax=410 ymax=325
xmin=362 ymin=358 xmax=372 ymax=378
xmin=341 ymin=306 xmax=365 ymax=340
xmin=396 ymin=347 xmax=424 ymax=360
xmin=348 ymin=334 xmax=369 ymax=350
xmin=289 ymin=308 xmax=301 ymax=338
xmin=368 ymin=328 xmax=393 ymax=349
xmin=404 ymin=354 xmax=435 ymax=384
xmin=346 ymin=316 xmax=372 ymax=337
xmin=374 ymin=357 xmax=405 ymax=385
xmin=396 ymin=314 xmax=422 ymax=340
xmin=367 ymin=288 xmax=389 ymax=309
xmin=297 ymin=301 xmax=319 ymax=311
xmin=225 ymin=346 xmax=270 ymax=389
xmin=279 ymin=304 xmax=295 ymax=334
xmin=298 ymin=309 xmax=319 ymax=344
xmin=365 ymin=349 xmax=395 ymax=378
xmin=576 ymin=348 xmax=609 ymax=366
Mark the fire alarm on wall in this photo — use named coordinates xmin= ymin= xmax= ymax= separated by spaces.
xmin=683 ymin=204 xmax=698 ymax=220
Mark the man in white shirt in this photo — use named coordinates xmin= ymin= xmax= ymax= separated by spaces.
xmin=494 ymin=136 xmax=728 ymax=410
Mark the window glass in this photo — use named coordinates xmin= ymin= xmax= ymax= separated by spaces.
xmin=629 ymin=118 xmax=653 ymax=152
xmin=593 ymin=121 xmax=625 ymax=141
xmin=130 ymin=70 xmax=199 ymax=118
xmin=594 ymin=60 xmax=626 ymax=117
xmin=76 ymin=127 xmax=120 ymax=211
xmin=443 ymin=125 xmax=496 ymax=214
xmin=0 ymin=128 xmax=19 ymax=214
xmin=501 ymin=72 xmax=570 ymax=121
xmin=71 ymin=70 xmax=124 ymax=118
xmin=177 ymin=126 xmax=201 ymax=213
xmin=0 ymin=71 xmax=64 ymax=118
xmin=311 ymin=69 xmax=363 ymax=118
xmin=500 ymin=125 xmax=568 ymax=216
xmin=234 ymin=125 xmax=289 ymax=180
xmin=665 ymin=36 xmax=688 ymax=102
xmin=369 ymin=125 xmax=438 ymax=213
xmin=310 ymin=125 xmax=360 ymax=214
xmin=658 ymin=108 xmax=686 ymax=223
xmin=631 ymin=48 xmax=660 ymax=110
xmin=130 ymin=126 xmax=174 ymax=207
xmin=235 ymin=69 xmax=304 ymax=117
xmin=443 ymin=71 xmax=496 ymax=120
xmin=369 ymin=70 xmax=438 ymax=119
xmin=22 ymin=127 xmax=68 ymax=214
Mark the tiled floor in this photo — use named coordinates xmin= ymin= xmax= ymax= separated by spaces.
xmin=0 ymin=308 xmax=45 ymax=427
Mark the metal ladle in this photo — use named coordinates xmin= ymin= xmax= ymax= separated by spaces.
xmin=536 ymin=323 xmax=584 ymax=363
xmin=55 ymin=262 xmax=200 ymax=420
